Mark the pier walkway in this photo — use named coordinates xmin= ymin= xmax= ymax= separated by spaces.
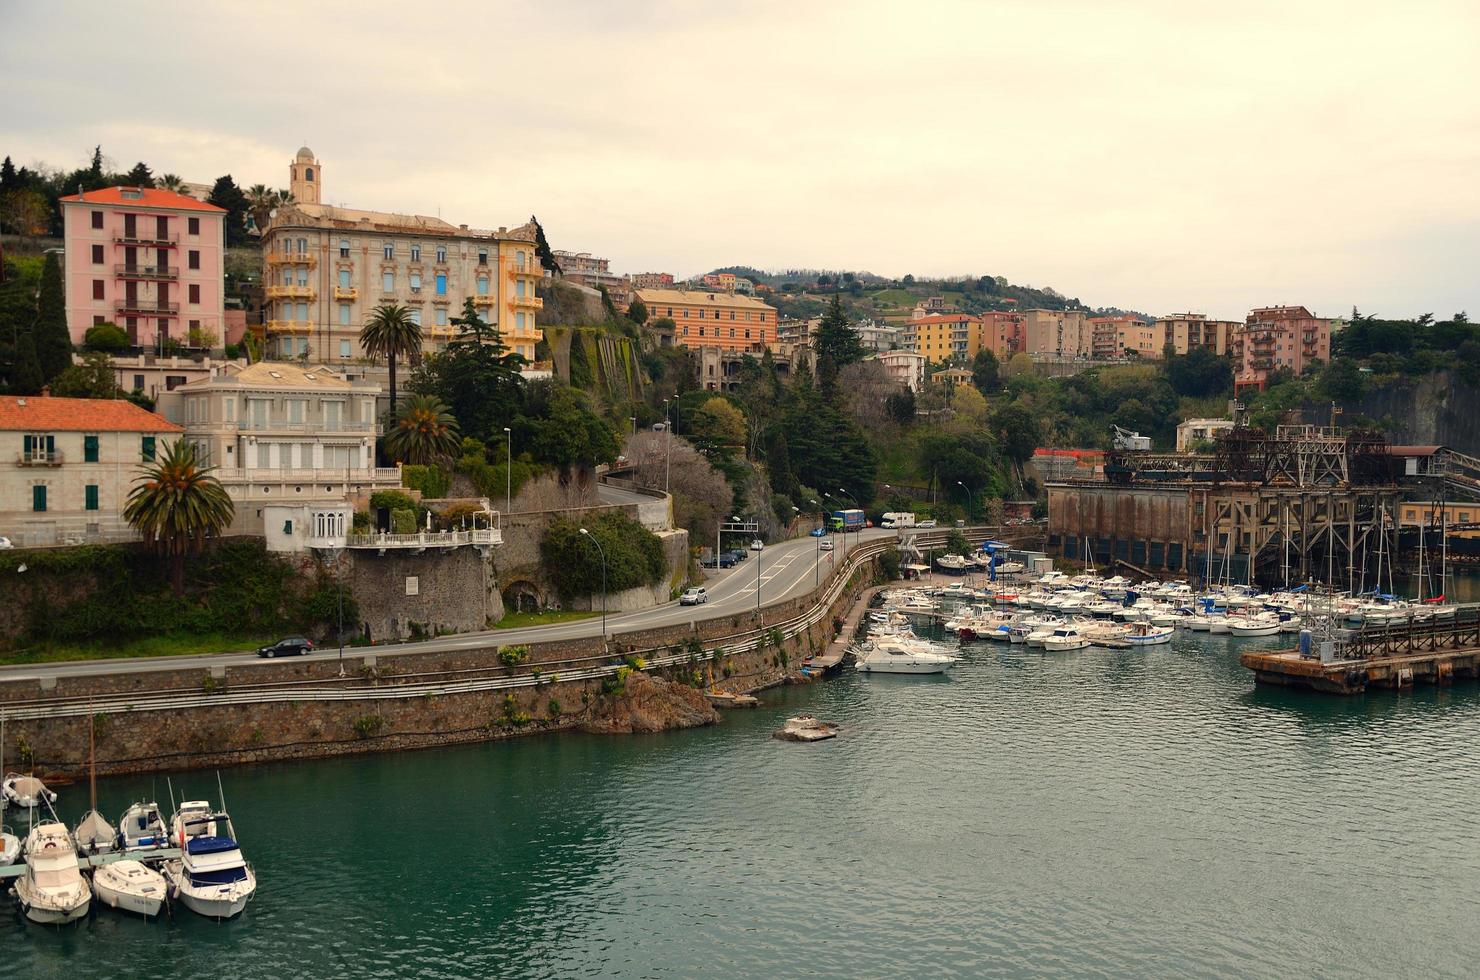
xmin=1242 ymin=609 xmax=1480 ymax=694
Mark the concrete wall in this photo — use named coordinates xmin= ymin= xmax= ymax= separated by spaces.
xmin=344 ymin=546 xmax=503 ymax=642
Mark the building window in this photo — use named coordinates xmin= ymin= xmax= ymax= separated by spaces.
xmin=410 ymin=244 xmax=422 ymax=262
xmin=188 ymin=250 xmax=200 ymax=270
xmin=383 ymin=243 xmax=394 ymax=260
xmin=91 ymin=210 xmax=103 ymax=229
xmin=477 ymin=249 xmax=488 ymax=265
xmin=32 ymin=485 xmax=46 ymax=513
xmin=515 ymin=279 xmax=525 ymax=298
xmin=189 ymin=284 xmax=201 ymax=304
xmin=141 ymin=436 xmax=156 ymax=462
xmin=382 ymin=271 xmax=394 ymax=293
xmin=436 ymin=307 xmax=447 ymax=326
xmin=435 ymin=273 xmax=447 ymax=295
xmin=188 ymin=217 xmax=200 ymax=235
xmin=409 ymin=272 xmax=421 ymax=292
xmin=85 ymin=484 xmax=99 ymax=511
xmin=92 ymin=280 xmax=105 ymax=300
xmin=93 ymin=315 xmax=105 ymax=326
xmin=82 ymin=434 xmax=99 ymax=463
xmin=476 ymin=277 xmax=488 ymax=295
xmin=337 ymin=268 xmax=351 ymax=289
xmin=435 ymin=246 xmax=446 ymax=263
xmin=516 ymin=312 xmax=526 ymax=330
xmin=699 ymin=326 xmax=705 ymax=337
xmin=296 ymin=302 xmax=309 ymax=321
xmin=340 ymin=339 xmax=351 ymax=359
xmin=340 ymin=239 xmax=350 ymax=258
xmin=296 ymin=238 xmax=307 ymax=254
xmin=339 ymin=303 xmax=351 ymax=325
xmin=91 ymin=244 xmax=104 ymax=264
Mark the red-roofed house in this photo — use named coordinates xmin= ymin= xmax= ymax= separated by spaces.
xmin=60 ymin=186 xmax=227 ymax=352
xmin=0 ymin=395 xmax=181 ymax=547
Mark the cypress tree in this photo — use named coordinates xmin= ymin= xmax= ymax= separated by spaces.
xmin=11 ymin=327 xmax=44 ymax=395
xmin=34 ymin=252 xmax=72 ymax=383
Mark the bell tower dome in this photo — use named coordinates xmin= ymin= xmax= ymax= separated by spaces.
xmin=289 ymin=145 xmax=321 ymax=205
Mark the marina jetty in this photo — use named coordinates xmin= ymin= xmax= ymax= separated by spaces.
xmin=1242 ymin=609 xmax=1480 ymax=694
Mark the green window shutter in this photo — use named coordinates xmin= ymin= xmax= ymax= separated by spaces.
xmin=45 ymin=435 xmax=54 ymax=455
xmin=141 ymin=436 xmax=156 ymax=461
xmin=22 ymin=434 xmax=32 ymax=455
xmin=84 ymin=435 xmax=99 ymax=463
xmin=85 ymin=485 xmax=99 ymax=511
xmin=32 ymin=485 xmax=46 ymax=512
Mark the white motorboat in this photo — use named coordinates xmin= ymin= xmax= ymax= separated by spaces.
xmin=0 ymin=822 xmax=19 ymax=866
xmin=94 ymin=859 xmax=168 ymax=918
xmin=1006 ymin=623 xmax=1034 ymax=644
xmin=1207 ymin=616 xmax=1231 ymax=634
xmin=853 ymin=637 xmax=957 ymax=674
xmin=3 ymin=774 xmax=56 ymax=810
xmin=1124 ymin=622 xmax=1174 ymax=646
xmin=935 ymin=554 xmax=971 ymax=574
xmin=11 ymin=822 xmax=91 ymax=924
xmin=1229 ymin=615 xmax=1281 ymax=637
xmin=164 ymin=801 xmax=257 ymax=919
xmin=74 ymin=808 xmax=116 ymax=855
xmin=1043 ymin=626 xmax=1091 ymax=652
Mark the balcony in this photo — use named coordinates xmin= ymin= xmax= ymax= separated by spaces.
xmin=17 ymin=450 xmax=63 ymax=467
xmin=265 ymin=319 xmax=312 ymax=334
xmin=511 ymin=263 xmax=540 ymax=278
xmin=114 ymin=264 xmax=177 ymax=280
xmin=115 ymin=299 xmax=179 ymax=316
xmin=113 ymin=231 xmax=177 ymax=247
xmin=236 ymin=419 xmax=376 ymax=433
xmin=265 ymin=285 xmax=316 ymax=300
xmin=346 ymin=528 xmax=501 ymax=552
xmin=513 ymin=294 xmax=543 ymax=311
xmin=266 ymin=253 xmax=317 ymax=267
xmin=471 ymin=294 xmax=494 ymax=307
xmin=334 ymin=286 xmax=357 ymax=301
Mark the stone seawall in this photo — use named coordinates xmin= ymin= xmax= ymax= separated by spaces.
xmin=0 ymin=557 xmax=880 ymax=778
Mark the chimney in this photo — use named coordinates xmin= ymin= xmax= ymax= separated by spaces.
xmin=40 ymin=386 xmax=50 ymax=397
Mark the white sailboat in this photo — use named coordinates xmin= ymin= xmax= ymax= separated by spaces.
xmin=74 ymin=709 xmax=116 ymax=855
xmin=94 ymin=860 xmax=168 ymax=918
xmin=11 ymin=822 xmax=91 ymax=924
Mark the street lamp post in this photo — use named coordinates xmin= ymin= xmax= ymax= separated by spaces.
xmin=836 ymin=488 xmax=859 ymax=560
xmin=808 ymin=499 xmax=822 ymax=586
xmin=502 ymin=426 xmax=513 ymax=517
xmin=578 ymin=528 xmax=608 ymax=646
xmin=754 ymin=517 xmax=763 ymax=614
xmin=956 ymin=480 xmax=975 ymax=521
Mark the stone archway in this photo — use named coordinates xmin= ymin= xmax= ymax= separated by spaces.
xmin=501 ymin=580 xmax=544 ymax=614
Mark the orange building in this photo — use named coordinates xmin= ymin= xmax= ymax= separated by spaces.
xmin=1159 ymin=313 xmax=1241 ymax=356
xmin=908 ymin=313 xmax=980 ymax=363
xmin=636 ymin=288 xmax=776 ymax=353
xmin=981 ymin=312 xmax=1025 ymax=358
xmin=1088 ymin=316 xmax=1160 ymax=359
xmin=1232 ymin=305 xmax=1333 ymax=393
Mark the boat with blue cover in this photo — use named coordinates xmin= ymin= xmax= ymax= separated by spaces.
xmin=163 ymin=800 xmax=256 ymax=919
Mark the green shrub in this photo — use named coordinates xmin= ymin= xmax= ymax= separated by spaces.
xmin=547 ymin=698 xmax=561 ymax=718
xmin=371 ymin=490 xmax=418 ymax=513
xmin=83 ymin=322 xmax=129 ymax=352
xmin=501 ymin=694 xmax=531 ymax=726
xmin=390 ymin=508 xmax=417 ymax=535
xmin=540 ymin=511 xmax=667 ymax=600
xmin=498 ymin=645 xmax=530 ymax=667
xmin=401 ymin=464 xmax=451 ymax=500
xmin=352 ymin=510 xmax=371 ymax=530
xmin=352 ymin=714 xmax=385 ymax=739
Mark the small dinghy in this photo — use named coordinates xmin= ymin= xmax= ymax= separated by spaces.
xmin=0 ymin=822 xmax=19 ymax=866
xmin=3 ymin=774 xmax=56 ymax=810
xmin=94 ymin=860 xmax=168 ymax=918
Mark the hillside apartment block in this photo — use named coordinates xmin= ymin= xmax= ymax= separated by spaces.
xmin=1231 ymin=306 xmax=1334 ymax=393
xmin=59 ymin=186 xmax=227 ymax=350
xmin=256 ymin=147 xmax=545 ymax=363
xmin=634 ymin=288 xmax=776 ymax=353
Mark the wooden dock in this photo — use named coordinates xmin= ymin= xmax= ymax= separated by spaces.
xmin=1242 ymin=613 xmax=1480 ymax=694
xmin=803 ymin=584 xmax=894 ymax=676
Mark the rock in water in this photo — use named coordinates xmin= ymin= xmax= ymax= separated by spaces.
xmin=772 ymin=715 xmax=840 ymax=742
xmin=581 ymin=673 xmax=721 ymax=734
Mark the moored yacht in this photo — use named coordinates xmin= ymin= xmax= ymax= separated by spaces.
xmin=853 ymin=636 xmax=957 ymax=674
xmin=1043 ymin=625 xmax=1091 ymax=652
xmin=164 ymin=801 xmax=257 ymax=919
xmin=11 ymin=822 xmax=91 ymax=924
xmin=94 ymin=860 xmax=169 ymax=918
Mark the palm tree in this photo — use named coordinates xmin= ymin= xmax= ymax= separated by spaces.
xmin=123 ymin=440 xmax=235 ymax=596
xmin=274 ymin=188 xmax=296 ymax=207
xmin=245 ymin=183 xmax=276 ymax=234
xmin=158 ymin=173 xmax=186 ymax=193
xmin=383 ymin=394 xmax=461 ymax=465
xmin=360 ymin=303 xmax=421 ymax=416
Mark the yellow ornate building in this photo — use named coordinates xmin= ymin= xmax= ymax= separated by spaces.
xmin=257 ymin=147 xmax=544 ymax=362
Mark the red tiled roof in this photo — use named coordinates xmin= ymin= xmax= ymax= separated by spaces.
xmin=0 ymin=396 xmax=182 ymax=432
xmin=59 ymin=186 xmax=225 ymax=213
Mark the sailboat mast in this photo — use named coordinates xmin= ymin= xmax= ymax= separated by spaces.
xmin=88 ymin=701 xmax=96 ymax=812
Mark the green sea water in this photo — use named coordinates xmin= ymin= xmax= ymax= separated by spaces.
xmin=5 ymin=626 xmax=1480 ymax=978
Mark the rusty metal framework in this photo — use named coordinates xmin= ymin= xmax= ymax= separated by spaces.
xmin=1343 ymin=609 xmax=1480 ymax=660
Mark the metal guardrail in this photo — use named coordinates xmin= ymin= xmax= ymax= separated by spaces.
xmin=0 ymin=528 xmax=1005 ymax=721
xmin=1343 ymin=608 xmax=1480 ymax=660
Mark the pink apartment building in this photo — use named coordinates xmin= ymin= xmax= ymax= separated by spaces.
xmin=59 ymin=187 xmax=227 ymax=350
xmin=1232 ymin=305 xmax=1333 ymax=393
xmin=982 ymin=312 xmax=1025 ymax=358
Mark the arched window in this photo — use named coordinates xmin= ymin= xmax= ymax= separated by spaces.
xmin=305 ymin=167 xmax=314 ymax=181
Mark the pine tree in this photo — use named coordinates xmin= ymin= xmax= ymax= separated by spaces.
xmin=813 ymin=293 xmax=865 ymax=395
xmin=34 ymin=251 xmax=72 ymax=382
xmin=206 ymin=175 xmax=250 ymax=246
xmin=0 ymin=156 xmax=17 ymax=194
xmin=124 ymin=161 xmax=155 ymax=187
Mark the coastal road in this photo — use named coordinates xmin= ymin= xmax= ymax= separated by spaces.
xmin=0 ymin=529 xmax=900 ymax=683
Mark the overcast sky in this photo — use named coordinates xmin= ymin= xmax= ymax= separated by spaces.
xmin=5 ymin=0 xmax=1477 ymax=319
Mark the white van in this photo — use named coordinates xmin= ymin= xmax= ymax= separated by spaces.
xmin=880 ymin=512 xmax=916 ymax=529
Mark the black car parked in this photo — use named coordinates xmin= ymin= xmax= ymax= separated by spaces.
xmin=257 ymin=636 xmax=314 ymax=658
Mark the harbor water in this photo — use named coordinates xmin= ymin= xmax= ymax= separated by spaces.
xmin=6 ymin=627 xmax=1480 ymax=977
